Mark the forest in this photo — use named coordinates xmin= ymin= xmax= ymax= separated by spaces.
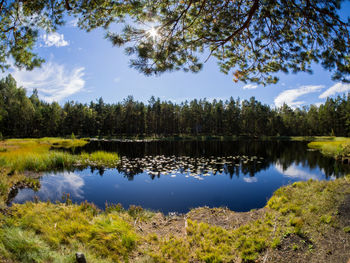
xmin=1 ymin=74 xmax=350 ymax=138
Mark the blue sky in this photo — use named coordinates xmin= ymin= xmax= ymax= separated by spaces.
xmin=5 ymin=3 xmax=350 ymax=107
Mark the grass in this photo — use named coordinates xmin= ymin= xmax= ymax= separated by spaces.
xmin=0 ymin=175 xmax=349 ymax=262
xmin=0 ymin=138 xmax=119 ymax=172
xmin=147 ymin=176 xmax=350 ymax=262
xmin=78 ymin=151 xmax=120 ymax=167
xmin=307 ymin=137 xmax=350 ymax=159
xmin=0 ymin=138 xmax=119 ymax=210
xmin=0 ymin=201 xmax=145 ymax=262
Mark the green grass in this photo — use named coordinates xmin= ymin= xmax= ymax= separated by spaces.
xmin=78 ymin=151 xmax=119 ymax=167
xmin=0 ymin=138 xmax=119 ymax=172
xmin=146 ymin=176 xmax=350 ymax=262
xmin=308 ymin=137 xmax=350 ymax=159
xmin=0 ymin=201 xmax=142 ymax=262
xmin=0 ymin=176 xmax=349 ymax=262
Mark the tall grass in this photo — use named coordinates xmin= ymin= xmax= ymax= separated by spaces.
xmin=79 ymin=151 xmax=119 ymax=167
xmin=5 ymin=152 xmax=77 ymax=172
xmin=308 ymin=137 xmax=350 ymax=159
xmin=0 ymin=138 xmax=119 ymax=172
xmin=1 ymin=202 xmax=138 ymax=262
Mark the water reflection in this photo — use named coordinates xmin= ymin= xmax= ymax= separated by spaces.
xmin=275 ymin=162 xmax=323 ymax=181
xmin=114 ymin=154 xmax=266 ymax=180
xmin=70 ymin=140 xmax=349 ymax=178
xmin=11 ymin=140 xmax=349 ymax=213
xmin=13 ymin=172 xmax=85 ymax=203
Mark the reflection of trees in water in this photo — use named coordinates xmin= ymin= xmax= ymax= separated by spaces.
xmin=74 ymin=140 xmax=349 ymax=180
xmin=113 ymin=155 xmax=268 ymax=181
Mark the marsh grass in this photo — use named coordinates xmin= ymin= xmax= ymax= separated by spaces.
xmin=0 ymin=202 xmax=140 ymax=262
xmin=308 ymin=137 xmax=350 ymax=159
xmin=0 ymin=138 xmax=119 ymax=171
xmin=79 ymin=151 xmax=119 ymax=167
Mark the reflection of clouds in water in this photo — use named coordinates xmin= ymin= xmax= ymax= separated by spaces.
xmin=13 ymin=172 xmax=85 ymax=203
xmin=12 ymin=189 xmax=37 ymax=203
xmin=275 ymin=163 xmax=321 ymax=180
xmin=243 ymin=177 xmax=258 ymax=183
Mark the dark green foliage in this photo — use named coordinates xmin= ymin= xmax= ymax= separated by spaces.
xmin=101 ymin=0 xmax=350 ymax=84
xmin=1 ymin=75 xmax=350 ymax=137
xmin=0 ymin=1 xmax=349 ymax=83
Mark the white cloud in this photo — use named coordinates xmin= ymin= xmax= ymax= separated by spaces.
xmin=114 ymin=77 xmax=121 ymax=83
xmin=42 ymin=32 xmax=69 ymax=47
xmin=319 ymin=82 xmax=350 ymax=99
xmin=274 ymin=85 xmax=324 ymax=108
xmin=12 ymin=62 xmax=85 ymax=102
xmin=275 ymin=163 xmax=320 ymax=181
xmin=242 ymin=84 xmax=258 ymax=90
xmin=243 ymin=177 xmax=258 ymax=183
xmin=13 ymin=172 xmax=85 ymax=203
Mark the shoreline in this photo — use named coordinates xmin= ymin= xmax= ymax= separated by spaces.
xmin=0 ymin=137 xmax=350 ymax=262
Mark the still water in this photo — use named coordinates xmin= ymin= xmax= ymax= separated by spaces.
xmin=11 ymin=140 xmax=349 ymax=213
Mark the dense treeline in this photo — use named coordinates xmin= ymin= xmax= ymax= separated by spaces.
xmin=1 ymin=75 xmax=350 ymax=138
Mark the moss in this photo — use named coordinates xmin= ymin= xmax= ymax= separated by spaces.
xmin=343 ymin=226 xmax=350 ymax=233
xmin=271 ymin=237 xmax=281 ymax=249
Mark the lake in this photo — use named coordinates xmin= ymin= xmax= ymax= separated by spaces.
xmin=10 ymin=140 xmax=349 ymax=214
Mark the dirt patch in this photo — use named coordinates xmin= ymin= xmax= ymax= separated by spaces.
xmin=136 ymin=206 xmax=269 ymax=240
xmin=265 ymin=194 xmax=350 ymax=263
xmin=265 ymin=234 xmax=313 ymax=263
xmin=187 ymin=206 xmax=268 ymax=230
xmin=135 ymin=203 xmax=350 ymax=263
xmin=338 ymin=194 xmax=350 ymax=228
xmin=137 ymin=212 xmax=187 ymax=238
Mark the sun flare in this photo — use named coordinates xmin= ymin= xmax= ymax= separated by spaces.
xmin=147 ymin=27 xmax=159 ymax=40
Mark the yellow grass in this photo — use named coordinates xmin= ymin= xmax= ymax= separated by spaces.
xmin=308 ymin=137 xmax=350 ymax=159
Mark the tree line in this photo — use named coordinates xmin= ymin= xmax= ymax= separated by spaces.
xmin=1 ymin=75 xmax=350 ymax=138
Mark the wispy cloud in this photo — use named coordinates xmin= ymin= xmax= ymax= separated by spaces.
xmin=243 ymin=177 xmax=258 ymax=183
xmin=13 ymin=172 xmax=85 ymax=203
xmin=319 ymin=82 xmax=350 ymax=99
xmin=42 ymin=32 xmax=69 ymax=47
xmin=242 ymin=84 xmax=258 ymax=90
xmin=12 ymin=62 xmax=85 ymax=102
xmin=67 ymin=18 xmax=79 ymax=27
xmin=114 ymin=77 xmax=121 ymax=83
xmin=274 ymin=85 xmax=324 ymax=108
